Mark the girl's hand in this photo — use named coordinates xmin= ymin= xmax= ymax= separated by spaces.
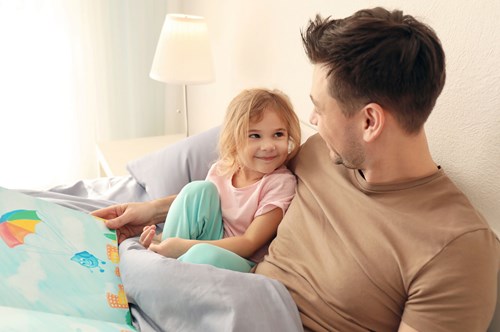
xmin=149 ymin=237 xmax=194 ymax=259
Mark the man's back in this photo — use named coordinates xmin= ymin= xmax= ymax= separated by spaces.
xmin=256 ymin=134 xmax=499 ymax=331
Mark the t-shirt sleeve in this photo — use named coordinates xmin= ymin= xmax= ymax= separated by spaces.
xmin=255 ymin=168 xmax=297 ymax=218
xmin=402 ymin=229 xmax=500 ymax=332
xmin=205 ymin=162 xmax=218 ymax=181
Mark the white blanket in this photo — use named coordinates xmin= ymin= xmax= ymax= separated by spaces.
xmin=119 ymin=238 xmax=303 ymax=332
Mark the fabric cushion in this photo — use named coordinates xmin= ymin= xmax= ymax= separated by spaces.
xmin=126 ymin=127 xmax=220 ymax=199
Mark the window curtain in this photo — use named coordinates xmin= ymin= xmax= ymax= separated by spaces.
xmin=0 ymin=0 xmax=170 ymax=189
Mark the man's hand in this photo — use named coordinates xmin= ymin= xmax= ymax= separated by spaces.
xmin=92 ymin=202 xmax=158 ymax=244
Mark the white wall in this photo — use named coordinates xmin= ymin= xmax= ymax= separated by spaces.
xmin=0 ymin=1 xmax=171 ymax=189
xmin=178 ymin=0 xmax=500 ymax=233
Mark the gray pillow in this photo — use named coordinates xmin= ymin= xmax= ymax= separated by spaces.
xmin=126 ymin=127 xmax=220 ymax=199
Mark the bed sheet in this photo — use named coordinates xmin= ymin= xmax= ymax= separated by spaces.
xmin=20 ymin=177 xmax=304 ymax=331
xmin=18 ymin=175 xmax=150 ymax=213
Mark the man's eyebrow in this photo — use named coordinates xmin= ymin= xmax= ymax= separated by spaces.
xmin=309 ymin=95 xmax=317 ymax=106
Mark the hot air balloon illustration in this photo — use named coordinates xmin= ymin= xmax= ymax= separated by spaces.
xmin=0 ymin=210 xmax=41 ymax=248
xmin=0 ymin=209 xmax=107 ymax=273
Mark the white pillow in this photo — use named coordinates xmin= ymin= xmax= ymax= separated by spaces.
xmin=126 ymin=127 xmax=220 ymax=199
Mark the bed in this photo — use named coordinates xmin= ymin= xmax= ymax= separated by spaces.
xmin=19 ymin=126 xmax=303 ymax=332
xmin=20 ymin=126 xmax=500 ymax=331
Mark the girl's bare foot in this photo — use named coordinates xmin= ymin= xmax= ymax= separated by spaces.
xmin=139 ymin=225 xmax=157 ymax=248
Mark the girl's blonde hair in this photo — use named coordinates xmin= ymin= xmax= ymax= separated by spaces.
xmin=217 ymin=88 xmax=301 ymax=177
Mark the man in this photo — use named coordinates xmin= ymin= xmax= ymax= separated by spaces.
xmin=94 ymin=7 xmax=499 ymax=331
xmin=255 ymin=8 xmax=499 ymax=331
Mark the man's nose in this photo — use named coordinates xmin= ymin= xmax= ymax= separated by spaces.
xmin=309 ymin=111 xmax=318 ymax=126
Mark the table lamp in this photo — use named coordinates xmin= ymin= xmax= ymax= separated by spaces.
xmin=150 ymin=14 xmax=215 ymax=136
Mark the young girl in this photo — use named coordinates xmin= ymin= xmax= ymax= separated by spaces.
xmin=139 ymin=88 xmax=301 ymax=272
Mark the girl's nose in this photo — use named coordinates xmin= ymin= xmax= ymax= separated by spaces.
xmin=261 ymin=140 xmax=276 ymax=151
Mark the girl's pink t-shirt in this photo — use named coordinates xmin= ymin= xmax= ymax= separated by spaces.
xmin=206 ymin=163 xmax=297 ymax=262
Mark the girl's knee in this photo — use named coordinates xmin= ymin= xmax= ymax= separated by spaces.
xmin=180 ymin=243 xmax=253 ymax=273
xmin=186 ymin=243 xmax=218 ymax=257
xmin=181 ymin=181 xmax=218 ymax=198
xmin=180 ymin=243 xmax=217 ymax=264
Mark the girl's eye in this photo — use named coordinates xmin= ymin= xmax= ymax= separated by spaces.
xmin=274 ymin=131 xmax=286 ymax=138
xmin=249 ymin=133 xmax=260 ymax=139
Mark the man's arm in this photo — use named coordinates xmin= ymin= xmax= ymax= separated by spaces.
xmin=400 ymin=230 xmax=498 ymax=331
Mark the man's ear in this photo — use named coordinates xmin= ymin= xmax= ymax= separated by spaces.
xmin=361 ymin=103 xmax=385 ymax=142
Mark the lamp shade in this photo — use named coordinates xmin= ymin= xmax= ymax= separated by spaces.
xmin=150 ymin=14 xmax=215 ymax=84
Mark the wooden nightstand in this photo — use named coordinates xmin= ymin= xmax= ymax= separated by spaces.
xmin=96 ymin=134 xmax=185 ymax=177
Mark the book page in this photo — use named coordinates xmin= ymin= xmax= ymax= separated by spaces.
xmin=0 ymin=306 xmax=135 ymax=331
xmin=0 ymin=187 xmax=132 ymax=327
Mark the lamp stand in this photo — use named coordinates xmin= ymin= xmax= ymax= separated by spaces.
xmin=182 ymin=84 xmax=189 ymax=137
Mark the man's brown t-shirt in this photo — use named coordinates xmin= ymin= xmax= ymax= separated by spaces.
xmin=256 ymin=134 xmax=499 ymax=331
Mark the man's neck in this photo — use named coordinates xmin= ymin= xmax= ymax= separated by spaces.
xmin=361 ymin=130 xmax=438 ymax=184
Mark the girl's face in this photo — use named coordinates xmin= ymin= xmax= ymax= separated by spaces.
xmin=237 ymin=107 xmax=290 ymax=181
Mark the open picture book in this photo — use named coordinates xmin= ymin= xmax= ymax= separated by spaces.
xmin=0 ymin=187 xmax=135 ymax=331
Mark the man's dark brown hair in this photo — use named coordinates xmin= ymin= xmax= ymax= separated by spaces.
xmin=301 ymin=7 xmax=446 ymax=134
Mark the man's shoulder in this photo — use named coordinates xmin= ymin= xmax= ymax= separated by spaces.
xmin=290 ymin=134 xmax=329 ymax=170
xmin=299 ymin=133 xmax=325 ymax=152
xmin=429 ymin=170 xmax=492 ymax=230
